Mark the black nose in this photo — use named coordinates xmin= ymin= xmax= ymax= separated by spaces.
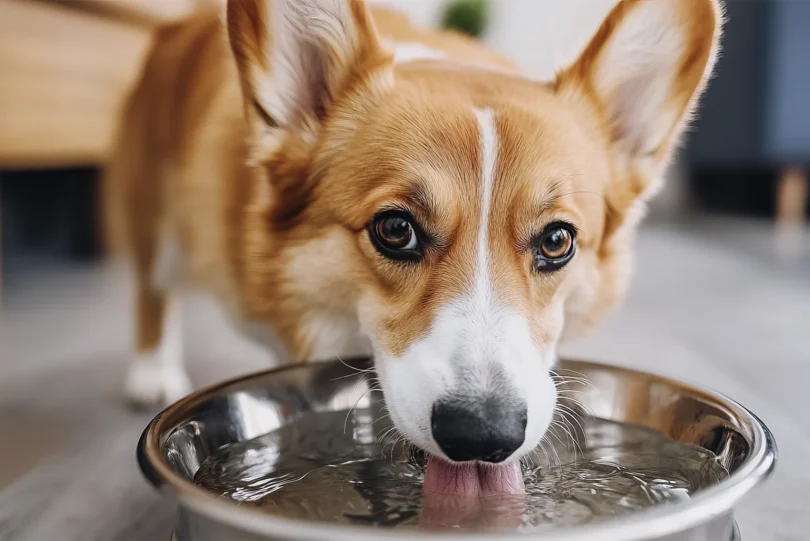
xmin=431 ymin=397 xmax=527 ymax=463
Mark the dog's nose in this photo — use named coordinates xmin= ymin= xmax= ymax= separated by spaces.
xmin=431 ymin=397 xmax=527 ymax=463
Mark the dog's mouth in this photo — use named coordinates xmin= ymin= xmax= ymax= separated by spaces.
xmin=424 ymin=456 xmax=525 ymax=496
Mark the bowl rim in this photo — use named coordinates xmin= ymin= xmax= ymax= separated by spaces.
xmin=137 ymin=358 xmax=777 ymax=541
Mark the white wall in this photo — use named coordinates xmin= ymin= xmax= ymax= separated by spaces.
xmin=485 ymin=0 xmax=615 ymax=79
xmin=368 ymin=0 xmax=615 ymax=79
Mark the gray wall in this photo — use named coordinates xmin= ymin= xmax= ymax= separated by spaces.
xmin=765 ymin=0 xmax=810 ymax=162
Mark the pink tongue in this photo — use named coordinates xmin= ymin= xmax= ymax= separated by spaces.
xmin=424 ymin=457 xmax=525 ymax=496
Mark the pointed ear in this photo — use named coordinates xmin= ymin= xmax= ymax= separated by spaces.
xmin=226 ymin=0 xmax=389 ymax=149
xmin=557 ymin=0 xmax=722 ymax=182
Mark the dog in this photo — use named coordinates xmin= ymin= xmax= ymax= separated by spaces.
xmin=105 ymin=0 xmax=721 ymax=487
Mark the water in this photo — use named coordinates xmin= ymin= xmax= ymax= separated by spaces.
xmin=194 ymin=409 xmax=728 ymax=531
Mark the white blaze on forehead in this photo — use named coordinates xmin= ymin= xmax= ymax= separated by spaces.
xmin=473 ymin=108 xmax=497 ymax=307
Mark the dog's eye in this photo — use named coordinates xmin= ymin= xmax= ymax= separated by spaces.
xmin=369 ymin=211 xmax=422 ymax=260
xmin=533 ymin=222 xmax=576 ymax=272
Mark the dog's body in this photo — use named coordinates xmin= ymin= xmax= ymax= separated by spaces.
xmin=108 ymin=0 xmax=720 ymax=471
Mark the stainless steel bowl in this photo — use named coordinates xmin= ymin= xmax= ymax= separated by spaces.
xmin=138 ymin=358 xmax=775 ymax=541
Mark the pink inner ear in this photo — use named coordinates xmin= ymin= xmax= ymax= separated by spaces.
xmin=564 ymin=0 xmax=720 ymax=163
xmin=282 ymin=42 xmax=329 ymax=127
xmin=598 ymin=20 xmax=682 ymax=156
xmin=243 ymin=0 xmax=367 ymax=133
xmin=611 ymin=69 xmax=684 ymax=159
xmin=610 ymin=71 xmax=663 ymax=155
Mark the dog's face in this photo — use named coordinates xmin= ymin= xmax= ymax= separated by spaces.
xmin=227 ymin=0 xmax=720 ymax=463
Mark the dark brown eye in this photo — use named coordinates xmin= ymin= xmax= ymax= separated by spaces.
xmin=369 ymin=211 xmax=422 ymax=260
xmin=541 ymin=227 xmax=572 ymax=259
xmin=533 ymin=223 xmax=576 ymax=272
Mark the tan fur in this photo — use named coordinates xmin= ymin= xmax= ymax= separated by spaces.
xmin=106 ymin=0 xmax=720 ymax=393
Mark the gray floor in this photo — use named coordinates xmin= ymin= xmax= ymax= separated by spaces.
xmin=1 ymin=217 xmax=808 ymax=541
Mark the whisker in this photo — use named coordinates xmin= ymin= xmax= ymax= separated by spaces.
xmin=336 ymin=355 xmax=375 ymax=374
xmin=529 ymin=448 xmax=543 ymax=470
xmin=377 ymin=426 xmax=398 ymax=446
xmin=329 ymin=373 xmax=372 ymax=382
xmin=388 ymin=433 xmax=408 ymax=464
xmin=540 ymin=436 xmax=561 ymax=469
xmin=343 ymin=386 xmax=374 ymax=433
xmin=552 ymin=418 xmax=583 ymax=460
xmin=370 ymin=413 xmax=391 ymax=427
xmin=558 ymin=399 xmax=594 ymax=419
xmin=548 ymin=439 xmax=563 ymax=468
xmin=536 ymin=440 xmax=551 ymax=468
xmin=547 ymin=423 xmax=568 ymax=449
xmin=556 ymin=402 xmax=590 ymax=431
xmin=550 ymin=370 xmax=596 ymax=390
xmin=343 ymin=373 xmax=370 ymax=405
xmin=551 ymin=368 xmax=590 ymax=377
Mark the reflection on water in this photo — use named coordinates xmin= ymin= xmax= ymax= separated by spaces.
xmin=194 ymin=409 xmax=727 ymax=531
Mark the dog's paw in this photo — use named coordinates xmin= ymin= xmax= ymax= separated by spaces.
xmin=124 ymin=354 xmax=193 ymax=408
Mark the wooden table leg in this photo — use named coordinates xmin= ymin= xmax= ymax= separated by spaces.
xmin=0 ymin=172 xmax=3 ymax=306
xmin=775 ymin=166 xmax=808 ymax=259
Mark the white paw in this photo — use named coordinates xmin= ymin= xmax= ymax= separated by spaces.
xmin=124 ymin=354 xmax=193 ymax=408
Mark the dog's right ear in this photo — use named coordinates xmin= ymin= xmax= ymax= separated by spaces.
xmin=227 ymin=0 xmax=390 ymax=154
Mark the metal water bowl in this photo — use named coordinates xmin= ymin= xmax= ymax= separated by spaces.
xmin=138 ymin=358 xmax=775 ymax=541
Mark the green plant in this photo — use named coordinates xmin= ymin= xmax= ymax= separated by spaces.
xmin=441 ymin=0 xmax=489 ymax=38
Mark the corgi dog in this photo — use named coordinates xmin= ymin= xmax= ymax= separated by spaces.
xmin=106 ymin=0 xmax=721 ymax=490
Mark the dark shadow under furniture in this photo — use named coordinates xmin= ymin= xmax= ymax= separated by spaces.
xmin=685 ymin=0 xmax=809 ymax=221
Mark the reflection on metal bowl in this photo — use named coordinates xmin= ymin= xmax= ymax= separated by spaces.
xmin=138 ymin=358 xmax=775 ymax=541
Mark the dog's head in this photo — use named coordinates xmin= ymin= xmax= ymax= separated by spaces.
xmin=227 ymin=0 xmax=721 ymax=464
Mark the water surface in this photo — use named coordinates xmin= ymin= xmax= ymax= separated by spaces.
xmin=194 ymin=408 xmax=727 ymax=531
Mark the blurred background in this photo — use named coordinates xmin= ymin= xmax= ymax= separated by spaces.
xmin=0 ymin=1 xmax=808 ymax=540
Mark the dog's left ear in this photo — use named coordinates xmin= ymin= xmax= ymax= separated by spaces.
xmin=227 ymin=0 xmax=390 ymax=153
xmin=557 ymin=0 xmax=722 ymax=203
